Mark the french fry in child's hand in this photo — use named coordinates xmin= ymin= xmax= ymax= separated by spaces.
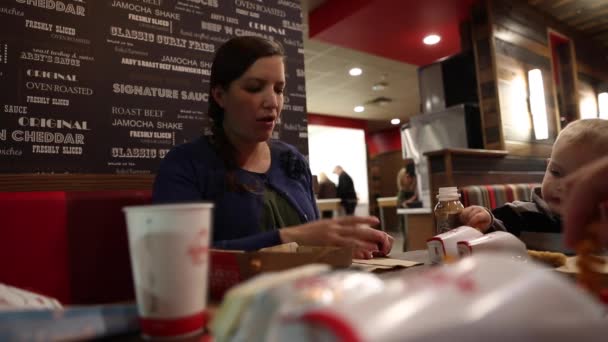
xmin=527 ymin=250 xmax=567 ymax=267
xmin=576 ymin=222 xmax=605 ymax=297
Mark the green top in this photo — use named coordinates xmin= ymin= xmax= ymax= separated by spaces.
xmin=260 ymin=187 xmax=303 ymax=231
xmin=397 ymin=190 xmax=416 ymax=207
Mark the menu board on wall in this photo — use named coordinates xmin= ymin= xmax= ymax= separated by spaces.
xmin=0 ymin=0 xmax=307 ymax=174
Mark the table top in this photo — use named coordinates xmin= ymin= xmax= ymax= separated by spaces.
xmin=100 ymin=250 xmax=608 ymax=341
xmin=390 ymin=249 xmax=429 ymax=263
xmin=397 ymin=208 xmax=433 ymax=215
xmin=315 ymin=198 xmax=341 ymax=204
xmin=377 ymin=197 xmax=398 ymax=208
xmin=379 ymin=250 xmax=430 ymax=278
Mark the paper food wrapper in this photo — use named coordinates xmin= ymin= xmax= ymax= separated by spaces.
xmin=0 ymin=283 xmax=62 ymax=311
xmin=272 ymin=253 xmax=606 ymax=342
xmin=351 ymin=258 xmax=423 ymax=272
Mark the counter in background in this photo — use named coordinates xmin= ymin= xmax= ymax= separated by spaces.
xmin=397 ymin=208 xmax=434 ymax=251
xmin=376 ymin=196 xmax=397 ymax=231
xmin=316 ymin=198 xmax=341 ymax=218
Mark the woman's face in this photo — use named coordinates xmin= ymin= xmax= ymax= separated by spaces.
xmin=213 ymin=55 xmax=285 ymax=145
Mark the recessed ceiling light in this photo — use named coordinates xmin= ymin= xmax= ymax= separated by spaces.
xmin=349 ymin=67 xmax=362 ymax=76
xmin=372 ymin=81 xmax=388 ymax=91
xmin=354 ymin=105 xmax=365 ymax=112
xmin=391 ymin=118 xmax=401 ymax=125
xmin=423 ymin=34 xmax=441 ymax=45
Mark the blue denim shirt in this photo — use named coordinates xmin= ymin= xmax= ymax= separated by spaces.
xmin=152 ymin=136 xmax=319 ymax=251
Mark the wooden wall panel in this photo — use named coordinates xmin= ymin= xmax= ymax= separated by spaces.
xmin=470 ymin=0 xmax=608 ymax=158
xmin=495 ymin=54 xmax=534 ymax=143
xmin=531 ymin=1 xmax=608 ymax=91
xmin=493 ymin=25 xmax=551 ymax=58
xmin=528 ymin=0 xmax=608 ymax=78
xmin=554 ymin=38 xmax=580 ymax=125
xmin=0 ymin=174 xmax=154 ymax=192
xmin=577 ymin=62 xmax=608 ymax=82
xmin=472 ymin=0 xmax=578 ymax=157
xmin=493 ymin=38 xmax=558 ymax=152
xmin=472 ymin=0 xmax=504 ymax=150
xmin=577 ymin=72 xmax=601 ymax=118
xmin=504 ymin=141 xmax=553 ymax=157
xmin=471 ymin=0 xmax=561 ymax=156
xmin=493 ymin=0 xmax=549 ymax=45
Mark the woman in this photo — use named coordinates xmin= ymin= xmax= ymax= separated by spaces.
xmin=396 ymin=165 xmax=420 ymax=208
xmin=153 ymin=36 xmax=392 ymax=259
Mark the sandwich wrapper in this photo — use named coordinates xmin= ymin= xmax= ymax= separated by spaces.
xmin=233 ymin=270 xmax=384 ymax=342
xmin=209 ymin=243 xmax=352 ymax=300
xmin=272 ymin=253 xmax=607 ymax=341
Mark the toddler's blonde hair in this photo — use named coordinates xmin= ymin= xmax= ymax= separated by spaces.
xmin=556 ymin=119 xmax=608 ymax=157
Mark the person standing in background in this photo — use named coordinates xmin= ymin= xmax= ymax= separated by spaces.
xmin=317 ymin=172 xmax=337 ymax=218
xmin=396 ymin=163 xmax=421 ymax=208
xmin=334 ymin=165 xmax=358 ymax=215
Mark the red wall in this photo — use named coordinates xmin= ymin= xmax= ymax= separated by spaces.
xmin=308 ymin=113 xmax=367 ymax=130
xmin=366 ymin=128 xmax=402 ymax=158
xmin=307 ymin=113 xmax=402 ymax=158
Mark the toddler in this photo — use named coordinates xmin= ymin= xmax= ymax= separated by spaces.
xmin=460 ymin=119 xmax=608 ymax=250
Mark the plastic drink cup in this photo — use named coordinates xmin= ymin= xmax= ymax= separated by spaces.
xmin=123 ymin=203 xmax=213 ymax=339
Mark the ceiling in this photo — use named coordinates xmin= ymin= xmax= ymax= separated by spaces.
xmin=303 ymin=37 xmax=420 ymax=123
xmin=308 ymin=0 xmax=475 ymax=66
xmin=528 ymin=0 xmax=608 ymax=50
xmin=299 ymin=0 xmax=608 ymax=128
xmin=301 ymin=0 xmax=422 ymax=128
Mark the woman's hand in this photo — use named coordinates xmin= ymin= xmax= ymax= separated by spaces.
xmin=459 ymin=206 xmax=492 ymax=232
xmin=280 ymin=216 xmax=394 ymax=259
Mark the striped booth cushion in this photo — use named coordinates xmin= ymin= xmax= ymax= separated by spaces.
xmin=460 ymin=184 xmax=540 ymax=210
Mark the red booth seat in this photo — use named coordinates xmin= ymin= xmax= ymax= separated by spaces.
xmin=0 ymin=190 xmax=152 ymax=305
xmin=460 ymin=183 xmax=540 ymax=210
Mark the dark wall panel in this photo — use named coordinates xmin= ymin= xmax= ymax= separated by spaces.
xmin=471 ymin=1 xmax=503 ymax=149
xmin=0 ymin=0 xmax=307 ymax=174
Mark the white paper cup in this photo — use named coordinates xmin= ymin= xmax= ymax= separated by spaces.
xmin=457 ymin=231 xmax=527 ymax=258
xmin=427 ymin=226 xmax=482 ymax=264
xmin=123 ymin=203 xmax=213 ymax=339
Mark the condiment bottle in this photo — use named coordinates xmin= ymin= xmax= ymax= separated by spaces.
xmin=434 ymin=187 xmax=464 ymax=234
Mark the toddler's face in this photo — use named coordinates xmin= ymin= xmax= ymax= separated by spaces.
xmin=542 ymin=140 xmax=598 ymax=216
